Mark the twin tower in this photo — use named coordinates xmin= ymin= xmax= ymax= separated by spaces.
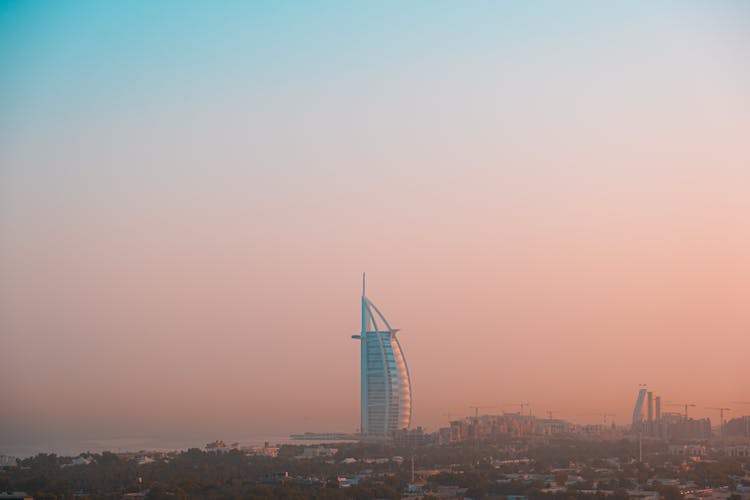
xmin=351 ymin=274 xmax=412 ymax=436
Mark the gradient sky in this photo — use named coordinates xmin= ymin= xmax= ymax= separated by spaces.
xmin=1 ymin=1 xmax=749 ymax=456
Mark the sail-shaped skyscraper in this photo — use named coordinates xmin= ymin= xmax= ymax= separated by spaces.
xmin=351 ymin=274 xmax=412 ymax=436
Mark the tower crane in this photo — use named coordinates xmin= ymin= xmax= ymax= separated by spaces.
xmin=706 ymin=407 xmax=731 ymax=438
xmin=505 ymin=401 xmax=530 ymax=415
xmin=467 ymin=406 xmax=496 ymax=444
xmin=665 ymin=402 xmax=696 ymax=420
xmin=468 ymin=406 xmax=497 ymax=420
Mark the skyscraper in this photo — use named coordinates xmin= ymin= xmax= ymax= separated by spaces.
xmin=632 ymin=387 xmax=647 ymax=430
xmin=351 ymin=274 xmax=412 ymax=436
xmin=655 ymin=396 xmax=661 ymax=421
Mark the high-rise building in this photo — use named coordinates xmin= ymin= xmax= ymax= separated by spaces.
xmin=655 ymin=396 xmax=661 ymax=422
xmin=351 ymin=274 xmax=412 ymax=436
xmin=632 ymin=388 xmax=647 ymax=430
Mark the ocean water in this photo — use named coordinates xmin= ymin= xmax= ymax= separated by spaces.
xmin=0 ymin=434 xmax=325 ymax=459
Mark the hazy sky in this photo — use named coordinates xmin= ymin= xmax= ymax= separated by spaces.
xmin=1 ymin=1 xmax=749 ymax=456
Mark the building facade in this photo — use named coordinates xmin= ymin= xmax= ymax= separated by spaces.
xmin=632 ymin=388 xmax=647 ymax=430
xmin=352 ymin=275 xmax=412 ymax=436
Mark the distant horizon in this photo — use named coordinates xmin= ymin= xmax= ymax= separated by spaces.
xmin=3 ymin=400 xmax=746 ymax=459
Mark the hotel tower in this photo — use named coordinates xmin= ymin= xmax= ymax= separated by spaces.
xmin=351 ymin=274 xmax=412 ymax=436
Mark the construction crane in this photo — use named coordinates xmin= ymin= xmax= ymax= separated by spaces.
xmin=468 ymin=406 xmax=497 ymax=420
xmin=706 ymin=407 xmax=731 ymax=438
xmin=666 ymin=402 xmax=696 ymax=420
xmin=505 ymin=401 xmax=530 ymax=415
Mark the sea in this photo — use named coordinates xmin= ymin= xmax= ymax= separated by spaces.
xmin=1 ymin=434 xmax=352 ymax=460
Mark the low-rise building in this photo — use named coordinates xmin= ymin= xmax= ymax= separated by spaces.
xmin=296 ymin=447 xmax=338 ymax=459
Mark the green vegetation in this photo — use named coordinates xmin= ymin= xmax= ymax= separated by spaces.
xmin=1 ymin=439 xmax=747 ymax=499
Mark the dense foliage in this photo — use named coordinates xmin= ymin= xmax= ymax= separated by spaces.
xmin=1 ymin=439 xmax=747 ymax=499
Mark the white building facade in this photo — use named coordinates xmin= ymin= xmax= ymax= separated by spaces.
xmin=352 ymin=275 xmax=411 ymax=436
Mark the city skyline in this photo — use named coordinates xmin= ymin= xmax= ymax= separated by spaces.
xmin=1 ymin=1 xmax=749 ymax=457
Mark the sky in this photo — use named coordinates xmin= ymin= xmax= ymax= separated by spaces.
xmin=1 ymin=1 xmax=749 ymax=457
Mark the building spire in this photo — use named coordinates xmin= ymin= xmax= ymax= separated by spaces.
xmin=362 ymin=272 xmax=366 ymax=298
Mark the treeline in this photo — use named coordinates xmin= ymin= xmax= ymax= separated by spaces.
xmin=1 ymin=440 xmax=747 ymax=499
xmin=0 ymin=448 xmax=406 ymax=499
